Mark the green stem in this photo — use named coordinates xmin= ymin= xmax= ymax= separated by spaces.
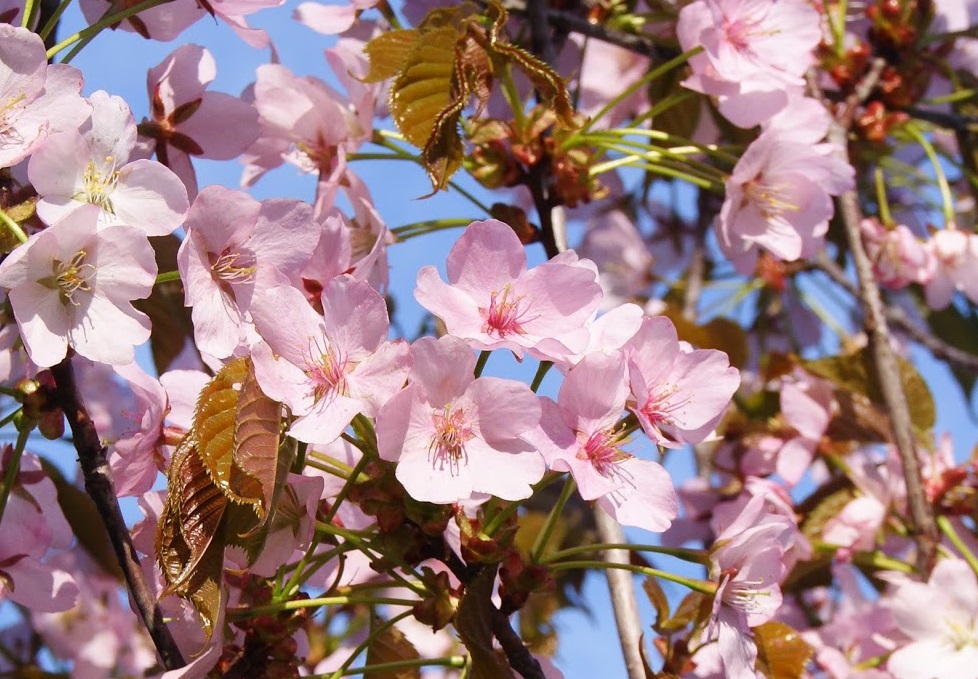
xmin=811 ymin=540 xmax=916 ymax=574
xmin=576 ymin=47 xmax=702 ymax=136
xmin=589 ymin=155 xmax=723 ymax=191
xmin=21 ymin=0 xmax=38 ymax=28
xmin=391 ymin=218 xmax=474 ymax=240
xmin=937 ymin=515 xmax=978 ymax=576
xmin=0 ymin=407 xmax=24 ymax=430
xmin=315 ymin=522 xmax=428 ymax=597
xmin=0 ymin=209 xmax=28 ymax=245
xmin=548 ymin=560 xmax=717 ymax=596
xmin=574 ymin=128 xmax=740 ymax=166
xmin=529 ymin=361 xmax=552 ymax=393
xmin=874 ymin=168 xmax=894 ymax=226
xmin=473 ymin=350 xmax=491 ymax=378
xmin=154 ymin=270 xmax=181 ymax=285
xmin=228 ymin=595 xmax=421 ymax=620
xmin=904 ymin=123 xmax=956 ymax=227
xmin=0 ymin=426 xmax=31 ymax=531
xmin=38 ymin=0 xmax=74 ymax=39
xmin=328 ymin=610 xmax=415 ymax=679
xmin=325 ymin=656 xmax=466 ymax=677
xmin=530 ymin=476 xmax=575 ymax=562
xmin=499 ymin=63 xmax=526 ymax=134
xmin=47 ymin=0 xmax=178 ymax=61
xmin=541 ymin=543 xmax=710 ymax=566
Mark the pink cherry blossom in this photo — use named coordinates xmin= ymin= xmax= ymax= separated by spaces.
xmin=294 ymin=0 xmax=378 ymax=35
xmin=138 ymin=44 xmax=260 ymax=200
xmin=241 ymin=63 xmax=371 ymax=203
xmin=242 ymin=473 xmax=324 ymax=577
xmin=0 ymin=205 xmax=155 ymax=367
xmin=579 ymin=211 xmax=654 ymax=311
xmin=532 ymin=351 xmax=677 ymax=532
xmin=415 ymin=219 xmax=603 ymax=362
xmin=28 ymin=90 xmax=189 ymax=236
xmin=79 ymin=0 xmax=205 ymax=41
xmin=0 ymin=25 xmax=89 ymax=168
xmin=177 ymin=185 xmax=320 ymax=358
xmin=774 ymin=372 xmax=834 ymax=486
xmin=0 ymin=452 xmax=78 ymax=613
xmin=250 ymin=276 xmax=411 ymax=445
xmin=923 ymin=228 xmax=978 ymax=309
xmin=623 ymin=316 xmax=740 ymax=448
xmin=676 ymin=0 xmax=821 ymax=127
xmin=107 ymin=361 xmax=168 ymax=498
xmin=883 ymin=557 xmax=978 ymax=679
xmin=376 ymin=335 xmax=545 ymax=504
xmin=861 ymin=218 xmax=930 ymax=289
xmin=708 ymin=495 xmax=795 ymax=679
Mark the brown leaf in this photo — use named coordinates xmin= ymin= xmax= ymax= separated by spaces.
xmin=753 ymin=621 xmax=814 ymax=679
xmin=364 ymin=623 xmax=422 ymax=679
xmin=389 ymin=26 xmax=458 ymax=149
xmin=643 ymin=577 xmax=670 ymax=632
xmin=133 ymin=235 xmax=194 ymax=374
xmin=363 ymin=29 xmax=421 ymax=83
xmin=231 ymin=363 xmax=284 ymax=522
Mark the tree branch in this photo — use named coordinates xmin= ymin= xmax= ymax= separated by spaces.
xmin=50 ymin=357 xmax=186 ymax=671
xmin=811 ymin=255 xmax=978 ymax=374
xmin=593 ymin=506 xmax=646 ymax=679
xmin=829 ymin=63 xmax=940 ymax=572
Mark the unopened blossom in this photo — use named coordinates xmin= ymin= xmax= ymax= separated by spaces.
xmin=676 ymin=0 xmax=821 ymax=127
xmin=0 ymin=205 xmax=155 ymax=367
xmin=708 ymin=495 xmax=795 ymax=679
xmin=923 ymin=228 xmax=978 ymax=309
xmin=624 ymin=316 xmax=740 ymax=448
xmin=883 ymin=557 xmax=978 ymax=679
xmin=376 ymin=335 xmax=544 ymax=504
xmin=177 ymin=185 xmax=320 ymax=358
xmin=532 ymin=351 xmax=677 ymax=532
xmin=861 ymin=218 xmax=930 ymax=289
xmin=29 ymin=90 xmax=189 ymax=235
xmin=415 ymin=219 xmax=603 ymax=363
xmin=138 ymin=44 xmax=260 ymax=199
xmin=0 ymin=25 xmax=89 ymax=168
xmin=250 ymin=276 xmax=411 ymax=445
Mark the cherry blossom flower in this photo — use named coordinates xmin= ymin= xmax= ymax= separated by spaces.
xmin=579 ymin=211 xmax=654 ymax=310
xmin=716 ymin=121 xmax=854 ymax=273
xmin=28 ymin=90 xmax=189 ymax=236
xmin=376 ymin=335 xmax=543 ymax=503
xmin=774 ymin=372 xmax=834 ymax=486
xmin=294 ymin=0 xmax=378 ymax=35
xmin=107 ymin=361 xmax=168 ymax=498
xmin=415 ymin=219 xmax=603 ymax=362
xmin=883 ymin=557 xmax=978 ymax=679
xmin=250 ymin=276 xmax=411 ymax=445
xmin=623 ymin=316 xmax=740 ymax=448
xmin=923 ymin=228 xmax=978 ymax=309
xmin=0 ymin=452 xmax=77 ymax=613
xmin=177 ymin=185 xmax=320 ymax=358
xmin=861 ymin=218 xmax=930 ymax=289
xmin=707 ymin=495 xmax=795 ymax=679
xmin=138 ymin=44 xmax=260 ymax=200
xmin=532 ymin=351 xmax=677 ymax=532
xmin=0 ymin=25 xmax=89 ymax=168
xmin=0 ymin=205 xmax=155 ymax=367
xmin=241 ymin=63 xmax=371 ymax=202
xmin=676 ymin=0 xmax=821 ymax=127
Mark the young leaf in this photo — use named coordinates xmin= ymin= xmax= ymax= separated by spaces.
xmin=364 ymin=624 xmax=422 ymax=679
xmin=753 ymin=621 xmax=814 ymax=679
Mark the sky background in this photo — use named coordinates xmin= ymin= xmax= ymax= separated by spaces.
xmin=9 ymin=0 xmax=978 ymax=676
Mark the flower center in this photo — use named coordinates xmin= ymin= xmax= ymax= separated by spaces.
xmin=576 ymin=426 xmax=630 ymax=478
xmin=640 ymin=382 xmax=690 ymax=433
xmin=744 ymin=175 xmax=798 ymax=221
xmin=41 ymin=250 xmax=96 ymax=306
xmin=483 ymin=285 xmax=527 ymax=338
xmin=0 ymin=93 xmax=27 ymax=137
xmin=210 ymin=248 xmax=257 ymax=283
xmin=79 ymin=157 xmax=121 ymax=213
xmin=719 ymin=570 xmax=772 ymax=616
xmin=304 ymin=342 xmax=347 ymax=403
xmin=429 ymin=405 xmax=473 ymax=474
xmin=945 ymin=617 xmax=978 ymax=651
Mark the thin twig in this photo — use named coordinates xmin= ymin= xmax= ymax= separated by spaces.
xmin=50 ymin=357 xmax=186 ymax=671
xmin=811 ymin=255 xmax=978 ymax=374
xmin=593 ymin=506 xmax=646 ymax=679
xmin=829 ymin=60 xmax=940 ymax=573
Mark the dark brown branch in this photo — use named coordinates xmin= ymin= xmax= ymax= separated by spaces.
xmin=811 ymin=255 xmax=978 ymax=374
xmin=829 ymin=61 xmax=940 ymax=572
xmin=489 ymin=608 xmax=545 ymax=679
xmin=50 ymin=357 xmax=186 ymax=671
xmin=499 ymin=0 xmax=678 ymax=61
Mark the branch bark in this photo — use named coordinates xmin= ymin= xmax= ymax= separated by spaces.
xmin=829 ymin=64 xmax=940 ymax=571
xmin=50 ymin=357 xmax=186 ymax=671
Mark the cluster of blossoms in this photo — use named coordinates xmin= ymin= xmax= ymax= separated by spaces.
xmin=0 ymin=0 xmax=977 ymax=678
